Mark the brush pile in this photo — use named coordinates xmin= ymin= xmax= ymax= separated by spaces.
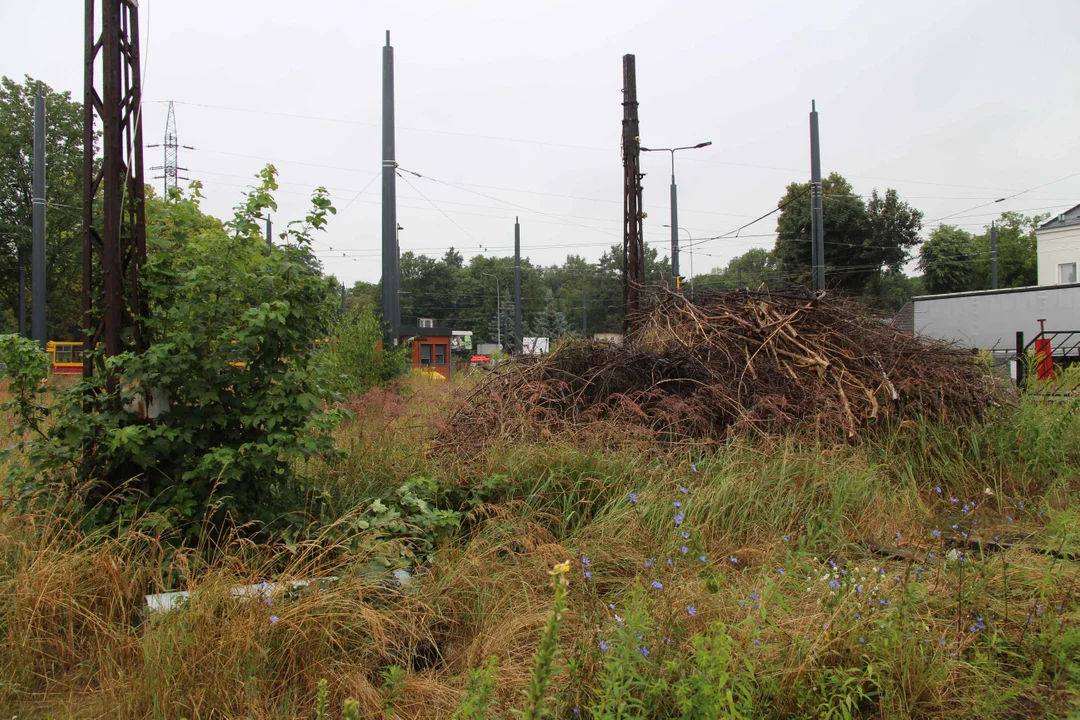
xmin=441 ymin=289 xmax=998 ymax=449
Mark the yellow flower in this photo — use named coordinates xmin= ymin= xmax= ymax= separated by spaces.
xmin=549 ymin=560 xmax=571 ymax=576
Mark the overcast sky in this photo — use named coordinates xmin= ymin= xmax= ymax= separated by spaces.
xmin=5 ymin=0 xmax=1080 ymax=286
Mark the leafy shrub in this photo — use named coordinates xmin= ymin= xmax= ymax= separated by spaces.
xmin=316 ymin=304 xmax=408 ymax=397
xmin=1 ymin=169 xmax=351 ymax=536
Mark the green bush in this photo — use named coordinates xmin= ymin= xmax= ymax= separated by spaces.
xmin=1 ymin=169 xmax=352 ymax=537
xmin=316 ymin=304 xmax=408 ymax=397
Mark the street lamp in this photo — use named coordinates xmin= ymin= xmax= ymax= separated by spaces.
xmin=641 ymin=141 xmax=711 ymax=289
xmin=663 ymin=224 xmax=694 ymax=297
xmin=482 ymin=273 xmax=501 ymax=351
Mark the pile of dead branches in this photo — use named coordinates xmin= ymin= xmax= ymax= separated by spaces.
xmin=439 ymin=289 xmax=999 ymax=450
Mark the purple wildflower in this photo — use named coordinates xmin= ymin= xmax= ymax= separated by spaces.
xmin=628 ymin=492 xmax=638 ymax=503
xmin=729 ymin=555 xmax=739 ymax=564
xmin=269 ymin=615 xmax=279 ymax=625
xmin=935 ymin=486 xmax=942 ymax=494
xmin=688 ymin=606 xmax=697 ymax=616
xmin=829 ymin=580 xmax=841 ymax=589
xmin=651 ymin=580 xmax=664 ymax=590
xmin=674 ymin=513 xmax=685 ymax=526
xmin=691 ymin=464 xmax=699 ymax=473
xmin=681 ymin=545 xmax=689 ymax=555
xmin=778 ymin=568 xmax=785 ymax=576
xmin=599 ymin=640 xmax=609 ymax=652
xmin=667 ymin=558 xmax=674 ymax=567
xmin=932 ymin=529 xmax=941 ymax=538
xmin=856 ymin=585 xmax=863 ymax=593
xmin=753 ymin=639 xmax=761 ymax=646
xmin=582 ymin=556 xmax=590 ymax=567
xmin=639 ymin=646 xmax=650 ymax=658
xmin=681 ymin=531 xmax=690 ymax=539
xmin=750 ymin=590 xmax=759 ymax=602
xmin=679 ymin=486 xmax=689 ymax=494
xmin=673 ymin=501 xmax=682 ymax=508
xmin=645 ymin=558 xmax=655 ymax=568
xmin=584 ymin=570 xmax=593 ymax=580
xmin=699 ymin=555 xmax=707 ymax=563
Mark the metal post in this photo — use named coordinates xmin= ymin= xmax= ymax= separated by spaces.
xmin=18 ymin=247 xmax=26 ymax=337
xmin=669 ymin=154 xmax=679 ymax=285
xmin=514 ymin=217 xmax=522 ymax=354
xmin=340 ymin=284 xmax=346 ymax=313
xmin=990 ymin=221 xmax=998 ymax=290
xmin=622 ymin=54 xmax=645 ymax=334
xmin=1016 ymin=331 xmax=1026 ymax=390
xmin=809 ymin=100 xmax=825 ymax=291
xmin=32 ymin=83 xmax=47 ymax=348
xmin=582 ymin=284 xmax=587 ymax=337
xmin=381 ymin=30 xmax=399 ymax=346
xmin=266 ymin=215 xmax=272 ymax=253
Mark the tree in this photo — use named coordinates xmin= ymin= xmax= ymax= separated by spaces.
xmin=918 ymin=225 xmax=976 ymax=294
xmin=773 ymin=173 xmax=923 ymax=293
xmin=0 ymin=76 xmax=88 ymax=337
xmin=918 ymin=212 xmax=1044 ymax=294
xmin=529 ymin=288 xmax=570 ymax=340
xmin=694 ymin=248 xmax=777 ymax=291
xmin=969 ymin=211 xmax=1043 ymax=289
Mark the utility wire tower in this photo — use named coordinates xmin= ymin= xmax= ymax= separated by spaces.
xmin=83 ymin=0 xmax=150 ymax=386
xmin=621 ymin=54 xmax=645 ymax=334
xmin=148 ymin=101 xmax=192 ymax=198
xmin=809 ymin=100 xmax=825 ymax=291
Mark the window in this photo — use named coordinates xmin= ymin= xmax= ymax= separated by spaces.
xmin=1059 ymin=262 xmax=1078 ymax=285
xmin=55 ymin=346 xmax=72 ymax=363
xmin=418 ymin=318 xmax=434 ymax=328
xmin=435 ymin=345 xmax=446 ymax=366
xmin=420 ymin=344 xmax=432 ymax=366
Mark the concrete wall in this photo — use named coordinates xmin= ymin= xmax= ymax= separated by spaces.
xmin=912 ymin=284 xmax=1080 ymax=350
xmin=1037 ymin=224 xmax=1080 ymax=286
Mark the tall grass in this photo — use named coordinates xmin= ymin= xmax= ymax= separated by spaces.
xmin=1 ymin=380 xmax=1078 ymax=718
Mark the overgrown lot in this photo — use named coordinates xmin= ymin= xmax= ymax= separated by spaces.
xmin=1 ymin=376 xmax=1078 ymax=719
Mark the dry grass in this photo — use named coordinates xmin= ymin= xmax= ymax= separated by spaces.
xmin=1 ymin=376 xmax=1078 ymax=718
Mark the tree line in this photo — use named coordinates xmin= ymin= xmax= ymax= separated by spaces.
xmin=1 ymin=75 xmax=1044 ymax=349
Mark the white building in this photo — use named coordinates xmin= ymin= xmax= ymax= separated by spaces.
xmin=1037 ymin=204 xmax=1080 ymax=286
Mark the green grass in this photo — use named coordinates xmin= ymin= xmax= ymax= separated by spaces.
xmin=1 ymin=380 xmax=1078 ymax=718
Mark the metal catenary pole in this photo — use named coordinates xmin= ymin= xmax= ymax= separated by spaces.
xmin=18 ymin=246 xmax=26 ymax=337
xmin=32 ymin=82 xmax=47 ymax=348
xmin=990 ymin=221 xmax=998 ymax=290
xmin=265 ymin=215 xmax=272 ymax=254
xmin=809 ymin=100 xmax=825 ymax=291
xmin=669 ymin=157 xmax=679 ymax=284
xmin=581 ymin=284 xmax=587 ymax=338
xmin=514 ymin=217 xmax=522 ymax=354
xmin=381 ymin=30 xmax=399 ymax=346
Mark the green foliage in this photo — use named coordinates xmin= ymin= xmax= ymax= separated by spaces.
xmin=317 ymin=306 xmax=408 ymax=397
xmin=315 ymin=678 xmax=330 ymax=720
xmin=381 ymin=664 xmax=407 ymax=717
xmin=918 ymin=224 xmax=976 ymax=294
xmin=774 ymin=173 xmax=923 ymax=293
xmin=0 ymin=334 xmax=50 ymax=439
xmin=919 ymin=213 xmax=1045 ymax=294
xmin=694 ymin=248 xmax=778 ymax=292
xmin=0 ymin=76 xmax=88 ymax=338
xmin=7 ymin=169 xmax=347 ymax=537
xmin=528 ymin=288 xmax=571 ymax=341
xmin=672 ymin=622 xmax=754 ymax=720
xmin=452 ymin=656 xmax=500 ymax=720
xmin=518 ymin=561 xmax=570 ymax=720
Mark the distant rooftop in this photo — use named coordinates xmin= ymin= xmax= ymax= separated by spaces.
xmin=1038 ymin=202 xmax=1080 ymax=231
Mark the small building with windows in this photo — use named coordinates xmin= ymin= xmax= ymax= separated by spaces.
xmin=400 ymin=325 xmax=453 ymax=380
xmin=1037 ymin=203 xmax=1080 ymax=286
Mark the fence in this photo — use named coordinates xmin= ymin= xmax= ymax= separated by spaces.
xmin=1015 ymin=328 xmax=1080 ymax=397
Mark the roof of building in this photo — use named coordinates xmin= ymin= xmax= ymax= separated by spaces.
xmin=1038 ymin=203 xmax=1080 ymax=231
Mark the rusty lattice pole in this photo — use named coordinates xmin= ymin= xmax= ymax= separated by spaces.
xmin=622 ymin=54 xmax=645 ymax=335
xmin=83 ymin=0 xmax=149 ymax=387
